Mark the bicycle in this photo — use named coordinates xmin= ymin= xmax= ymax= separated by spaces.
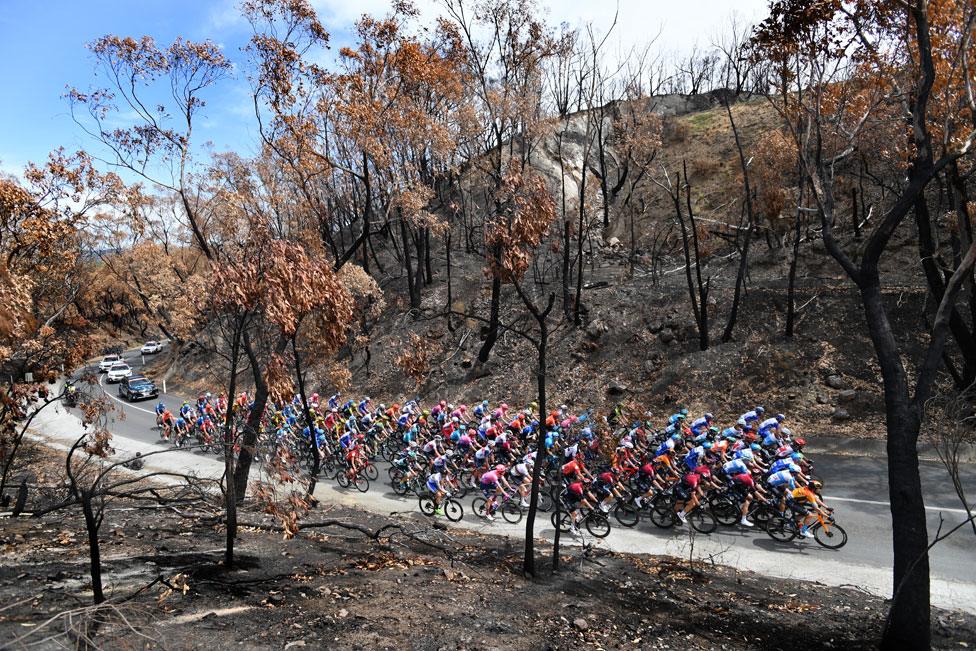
xmin=419 ymin=492 xmax=464 ymax=522
xmin=550 ymin=504 xmax=612 ymax=538
xmin=472 ymin=492 xmax=523 ymax=524
xmin=767 ymin=509 xmax=847 ymax=549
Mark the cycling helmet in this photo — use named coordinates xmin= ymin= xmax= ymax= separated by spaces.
xmin=750 ymin=443 xmax=762 ymax=452
xmin=704 ymin=412 xmax=714 ymax=421
xmin=621 ymin=441 xmax=634 ymax=449
xmin=776 ymin=413 xmax=785 ymax=422
xmin=791 ymin=452 xmax=804 ymax=462
xmin=755 ymin=406 xmax=765 ymax=414
xmin=694 ymin=433 xmax=707 ymax=444
xmin=810 ymin=479 xmax=823 ymax=492
xmin=434 ymin=435 xmax=442 ymax=442
xmin=703 ymin=441 xmax=713 ymax=450
xmin=680 ymin=408 xmax=689 ymax=416
xmin=794 ymin=437 xmax=806 ymax=448
xmin=739 ymin=449 xmax=755 ymax=461
xmin=698 ymin=466 xmax=712 ymax=478
xmin=495 ymin=464 xmax=506 ymax=473
xmin=708 ymin=426 xmax=719 ymax=434
xmin=206 ymin=392 xmax=212 ymax=399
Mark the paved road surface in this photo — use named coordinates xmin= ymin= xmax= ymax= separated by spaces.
xmin=48 ymin=347 xmax=976 ymax=613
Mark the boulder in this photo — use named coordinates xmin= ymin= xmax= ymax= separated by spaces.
xmin=573 ymin=618 xmax=589 ymax=632
xmin=648 ymin=320 xmax=664 ymax=334
xmin=825 ymin=375 xmax=848 ymax=390
xmin=658 ymin=329 xmax=675 ymax=344
xmin=831 ymin=407 xmax=850 ymax=421
xmin=837 ymin=389 xmax=857 ymax=403
xmin=607 ymin=381 xmax=628 ymax=395
xmin=586 ymin=319 xmax=608 ymax=340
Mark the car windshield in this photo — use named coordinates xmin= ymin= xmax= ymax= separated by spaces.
xmin=110 ymin=364 xmax=129 ymax=371
xmin=130 ymin=380 xmax=151 ymax=388
xmin=144 ymin=341 xmax=157 ymax=346
xmin=103 ymin=355 xmax=118 ymax=362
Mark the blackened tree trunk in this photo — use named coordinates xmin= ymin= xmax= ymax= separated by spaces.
xmin=81 ymin=492 xmax=104 ymax=604
xmin=722 ymin=100 xmax=754 ymax=343
xmin=477 ymin=248 xmax=503 ymax=363
xmin=222 ymin=319 xmax=244 ymax=567
xmin=289 ymin=334 xmax=320 ymax=499
xmin=233 ymin=333 xmax=271 ymax=502
xmin=513 ymin=287 xmax=555 ymax=577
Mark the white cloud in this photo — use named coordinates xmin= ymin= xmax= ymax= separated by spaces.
xmin=309 ymin=0 xmax=769 ymax=57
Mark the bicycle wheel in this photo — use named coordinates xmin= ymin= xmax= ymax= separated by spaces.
xmin=585 ymin=512 xmax=611 ymax=538
xmin=711 ymin=499 xmax=740 ymax=526
xmin=537 ymin=491 xmax=554 ymax=513
xmin=472 ymin=497 xmax=488 ymax=518
xmin=813 ymin=522 xmax=848 ymax=549
xmin=751 ymin=504 xmax=776 ymax=530
xmin=364 ymin=463 xmax=379 ymax=481
xmin=501 ymin=502 xmax=523 ymax=524
xmin=553 ymin=511 xmax=572 ymax=533
xmin=766 ymin=516 xmax=798 ymax=543
xmin=689 ymin=508 xmax=717 ymax=534
xmin=336 ymin=472 xmax=350 ymax=488
xmin=419 ymin=495 xmax=436 ymax=516
xmin=613 ymin=502 xmax=641 ymax=528
xmin=650 ymin=506 xmax=676 ymax=529
xmin=354 ymin=475 xmax=369 ymax=493
xmin=444 ymin=499 xmax=464 ymax=522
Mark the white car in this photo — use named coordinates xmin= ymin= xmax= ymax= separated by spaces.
xmin=98 ymin=354 xmax=121 ymax=372
xmin=141 ymin=341 xmax=163 ymax=354
xmin=106 ymin=363 xmax=132 ymax=383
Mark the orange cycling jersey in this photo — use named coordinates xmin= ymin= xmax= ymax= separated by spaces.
xmin=791 ymin=486 xmax=817 ymax=504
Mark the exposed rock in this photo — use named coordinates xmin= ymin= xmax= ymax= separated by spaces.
xmin=837 ymin=389 xmax=857 ymax=403
xmin=816 ymin=394 xmax=828 ymax=405
xmin=659 ymin=329 xmax=675 ymax=344
xmin=586 ymin=319 xmax=608 ymax=340
xmin=573 ymin=617 xmax=589 ymax=631
xmin=826 ymin=375 xmax=848 ymax=390
xmin=831 ymin=407 xmax=850 ymax=421
xmin=607 ymin=381 xmax=628 ymax=395
xmin=648 ymin=320 xmax=664 ymax=334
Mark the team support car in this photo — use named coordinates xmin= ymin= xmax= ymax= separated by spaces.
xmin=141 ymin=340 xmax=163 ymax=354
xmin=118 ymin=375 xmax=158 ymax=401
xmin=106 ymin=362 xmax=133 ymax=383
xmin=98 ymin=354 xmax=121 ymax=372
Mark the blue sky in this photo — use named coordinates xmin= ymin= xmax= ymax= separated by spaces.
xmin=0 ymin=0 xmax=266 ymax=177
xmin=0 ymin=0 xmax=769 ymax=179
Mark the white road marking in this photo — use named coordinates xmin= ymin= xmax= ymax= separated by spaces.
xmin=825 ymin=494 xmax=972 ymax=516
xmin=99 ymin=371 xmax=156 ymax=415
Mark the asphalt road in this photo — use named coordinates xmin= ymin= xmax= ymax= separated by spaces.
xmin=66 ymin=347 xmax=976 ymax=611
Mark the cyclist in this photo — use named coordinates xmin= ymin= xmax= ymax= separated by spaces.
xmin=172 ymin=416 xmax=189 ymax=445
xmin=790 ymin=479 xmax=830 ymax=538
xmin=426 ymin=469 xmax=450 ymax=516
xmin=479 ymin=464 xmax=515 ymax=521
xmin=689 ymin=413 xmax=713 ymax=437
xmin=673 ymin=465 xmax=712 ymax=524
xmin=737 ymin=406 xmax=765 ymax=430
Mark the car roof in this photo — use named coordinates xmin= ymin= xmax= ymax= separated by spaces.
xmin=110 ymin=362 xmax=129 ymax=368
xmin=145 ymin=341 xmax=158 ymax=344
xmin=103 ymin=354 xmax=119 ymax=359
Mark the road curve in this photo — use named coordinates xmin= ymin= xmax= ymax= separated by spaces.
xmin=53 ymin=347 xmax=976 ymax=614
